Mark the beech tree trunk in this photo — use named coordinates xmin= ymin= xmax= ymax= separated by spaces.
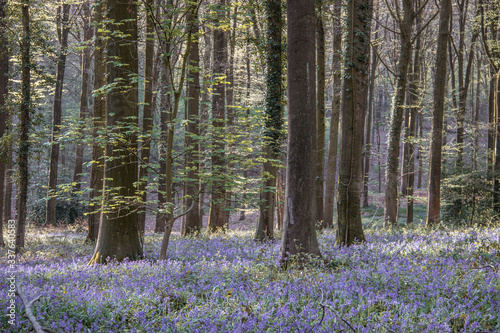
xmin=279 ymin=0 xmax=321 ymax=264
xmin=323 ymin=0 xmax=342 ymax=229
xmin=183 ymin=6 xmax=201 ymax=236
xmin=46 ymin=4 xmax=70 ymax=225
xmin=384 ymin=0 xmax=414 ymax=228
xmin=89 ymin=0 xmax=143 ymax=264
xmin=255 ymin=0 xmax=283 ymax=241
xmin=335 ymin=0 xmax=372 ymax=246
xmin=207 ymin=0 xmax=228 ymax=233
xmin=16 ymin=0 xmax=30 ymax=251
xmin=426 ymin=0 xmax=451 ymax=227
xmin=315 ymin=1 xmax=325 ymax=226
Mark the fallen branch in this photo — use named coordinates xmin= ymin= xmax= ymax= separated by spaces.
xmin=15 ymin=279 xmax=53 ymax=333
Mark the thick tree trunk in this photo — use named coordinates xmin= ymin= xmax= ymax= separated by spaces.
xmin=87 ymin=0 xmax=106 ymax=243
xmin=207 ymin=0 xmax=228 ymax=233
xmin=384 ymin=0 xmax=414 ymax=227
xmin=0 ymin=0 xmax=6 ymax=247
xmin=279 ymin=0 xmax=321 ymax=264
xmin=138 ymin=0 xmax=155 ymax=236
xmin=493 ymin=72 xmax=500 ymax=214
xmin=335 ymin=0 xmax=372 ymax=246
xmin=16 ymin=0 xmax=30 ymax=251
xmin=315 ymin=2 xmax=325 ymax=226
xmin=426 ymin=0 xmax=451 ymax=227
xmin=73 ymin=1 xmax=92 ymax=195
xmin=255 ymin=0 xmax=282 ymax=241
xmin=46 ymin=4 xmax=70 ymax=225
xmin=323 ymin=0 xmax=342 ymax=229
xmin=183 ymin=7 xmax=201 ymax=236
xmin=89 ymin=0 xmax=143 ymax=264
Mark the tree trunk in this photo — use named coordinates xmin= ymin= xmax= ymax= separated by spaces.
xmin=183 ymin=6 xmax=201 ymax=236
xmin=46 ymin=4 xmax=70 ymax=225
xmin=207 ymin=0 xmax=228 ymax=233
xmin=336 ymin=0 xmax=372 ymax=246
xmin=362 ymin=22 xmax=378 ymax=208
xmin=426 ymin=0 xmax=451 ymax=227
xmin=405 ymin=30 xmax=421 ymax=224
xmin=137 ymin=0 xmax=155 ymax=236
xmin=315 ymin=1 xmax=325 ymax=226
xmin=87 ymin=0 xmax=106 ymax=243
xmin=0 ymin=0 xmax=7 ymax=247
xmin=89 ymin=0 xmax=143 ymax=264
xmin=255 ymin=0 xmax=283 ymax=241
xmin=473 ymin=56 xmax=481 ymax=170
xmin=384 ymin=0 xmax=414 ymax=228
xmin=279 ymin=0 xmax=321 ymax=265
xmin=323 ymin=0 xmax=342 ymax=229
xmin=16 ymin=0 xmax=30 ymax=252
xmin=73 ymin=1 xmax=92 ymax=195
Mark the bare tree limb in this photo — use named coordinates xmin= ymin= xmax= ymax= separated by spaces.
xmin=15 ymin=279 xmax=46 ymax=333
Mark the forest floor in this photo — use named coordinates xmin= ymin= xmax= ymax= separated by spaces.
xmin=1 ymin=202 xmax=499 ymax=332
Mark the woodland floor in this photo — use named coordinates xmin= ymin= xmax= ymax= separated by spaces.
xmin=1 ymin=197 xmax=499 ymax=332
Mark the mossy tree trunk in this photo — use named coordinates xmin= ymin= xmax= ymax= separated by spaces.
xmin=255 ymin=0 xmax=283 ymax=241
xmin=335 ymin=0 xmax=373 ymax=246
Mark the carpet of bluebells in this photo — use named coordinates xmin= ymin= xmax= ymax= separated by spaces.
xmin=1 ymin=222 xmax=499 ymax=332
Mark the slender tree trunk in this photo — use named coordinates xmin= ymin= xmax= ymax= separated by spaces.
xmin=384 ymin=0 xmax=414 ymax=227
xmin=362 ymin=24 xmax=378 ymax=208
xmin=87 ymin=0 xmax=106 ymax=243
xmin=239 ymin=47 xmax=251 ymax=221
xmin=73 ymin=1 xmax=92 ymax=195
xmin=323 ymin=0 xmax=341 ymax=229
xmin=473 ymin=56 xmax=481 ymax=170
xmin=46 ymin=4 xmax=70 ymax=225
xmin=16 ymin=0 xmax=30 ymax=252
xmin=89 ymin=0 xmax=143 ymax=264
xmin=493 ymin=72 xmax=500 ymax=214
xmin=3 ymin=150 xmax=12 ymax=224
xmin=0 ymin=0 xmax=7 ymax=247
xmin=255 ymin=0 xmax=283 ymax=241
xmin=183 ymin=6 xmax=201 ymax=236
xmin=377 ymin=91 xmax=382 ymax=192
xmin=426 ymin=0 xmax=451 ymax=227
xmin=405 ymin=30 xmax=421 ymax=224
xmin=279 ymin=0 xmax=321 ymax=265
xmin=336 ymin=0 xmax=372 ymax=246
xmin=315 ymin=1 xmax=325 ymax=226
xmin=137 ymin=0 xmax=155 ymax=236
xmin=207 ymin=0 xmax=228 ymax=233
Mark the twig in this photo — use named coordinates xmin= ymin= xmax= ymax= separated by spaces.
xmin=320 ymin=302 xmax=357 ymax=332
xmin=15 ymin=279 xmax=46 ymax=333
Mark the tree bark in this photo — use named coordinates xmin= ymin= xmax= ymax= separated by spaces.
xmin=89 ymin=0 xmax=143 ymax=264
xmin=335 ymin=0 xmax=372 ymax=246
xmin=279 ymin=0 xmax=321 ymax=264
xmin=323 ymin=0 xmax=341 ymax=229
xmin=426 ymin=0 xmax=452 ymax=227
xmin=16 ymin=0 xmax=30 ymax=252
xmin=255 ymin=0 xmax=283 ymax=241
xmin=384 ymin=0 xmax=414 ymax=227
